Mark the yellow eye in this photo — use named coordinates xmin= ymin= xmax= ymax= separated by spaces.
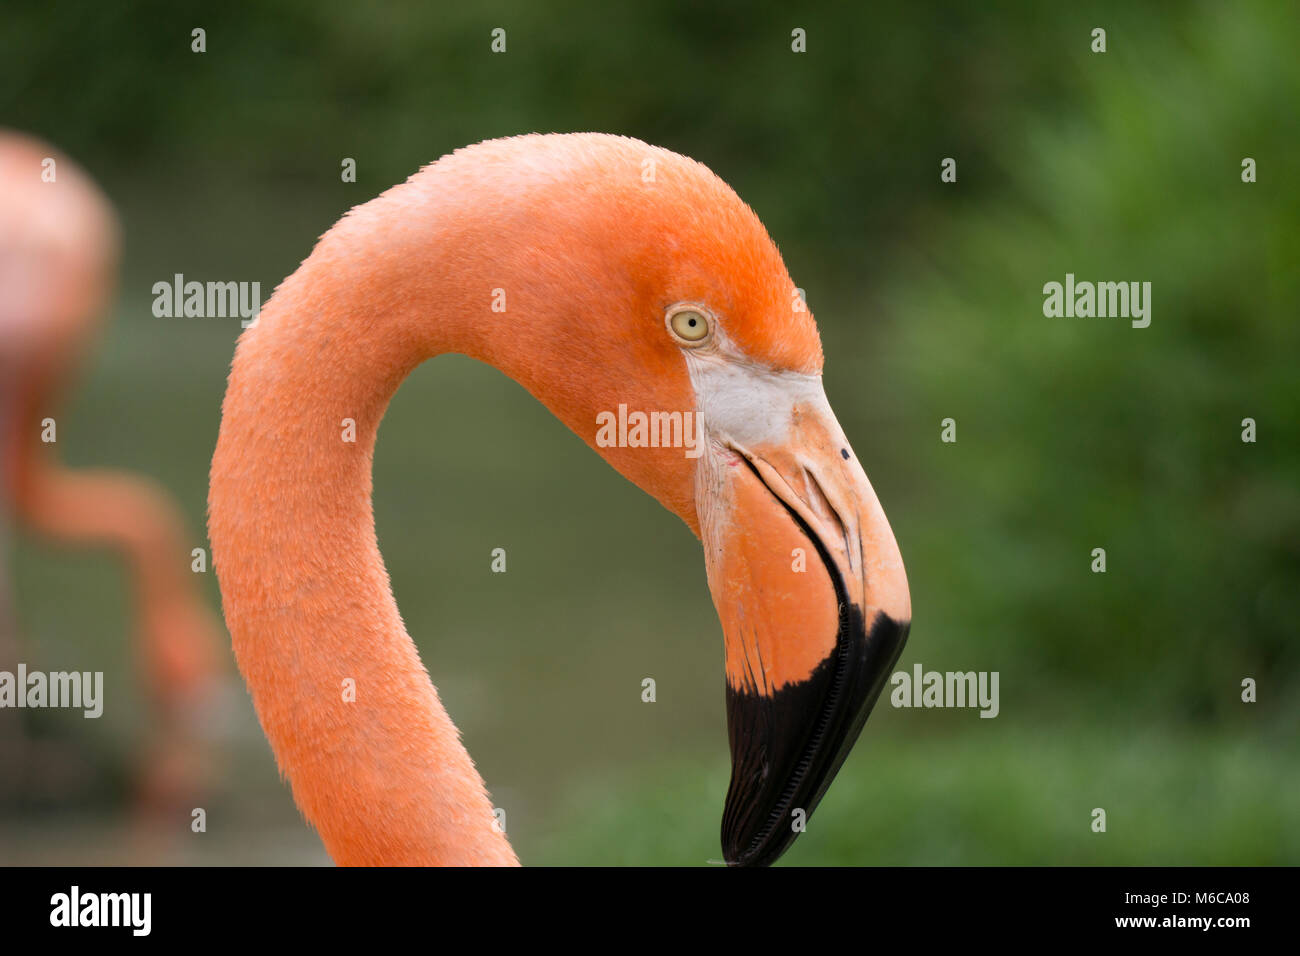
xmin=668 ymin=308 xmax=710 ymax=344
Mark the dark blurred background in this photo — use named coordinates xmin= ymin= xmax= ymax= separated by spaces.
xmin=1 ymin=0 xmax=1296 ymax=864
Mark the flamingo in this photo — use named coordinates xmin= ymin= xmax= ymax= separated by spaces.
xmin=208 ymin=133 xmax=911 ymax=866
xmin=0 ymin=131 xmax=223 ymax=815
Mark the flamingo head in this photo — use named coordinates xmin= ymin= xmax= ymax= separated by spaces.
xmin=458 ymin=135 xmax=911 ymax=866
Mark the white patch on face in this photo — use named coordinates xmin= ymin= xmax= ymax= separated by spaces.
xmin=681 ymin=327 xmax=828 ymax=451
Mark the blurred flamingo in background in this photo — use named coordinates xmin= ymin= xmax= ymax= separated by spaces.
xmin=210 ymin=134 xmax=911 ymax=866
xmin=0 ymin=130 xmax=223 ymax=828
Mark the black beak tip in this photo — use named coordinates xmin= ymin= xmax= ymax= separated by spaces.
xmin=721 ymin=608 xmax=910 ymax=867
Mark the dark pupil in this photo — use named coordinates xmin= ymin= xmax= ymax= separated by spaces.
xmin=688 ymin=318 xmax=697 ymax=326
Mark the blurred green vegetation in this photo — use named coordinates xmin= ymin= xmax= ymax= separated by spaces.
xmin=1 ymin=1 xmax=1295 ymax=864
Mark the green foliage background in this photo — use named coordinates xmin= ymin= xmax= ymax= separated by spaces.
xmin=1 ymin=1 xmax=1295 ymax=863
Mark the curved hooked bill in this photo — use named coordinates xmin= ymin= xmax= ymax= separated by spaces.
xmin=701 ymin=396 xmax=911 ymax=867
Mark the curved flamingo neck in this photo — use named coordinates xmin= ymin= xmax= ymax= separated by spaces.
xmin=14 ymin=460 xmax=216 ymax=699
xmin=209 ymin=190 xmax=521 ymax=865
xmin=4 ymin=359 xmax=217 ymax=704
xmin=208 ymin=132 xmax=766 ymax=864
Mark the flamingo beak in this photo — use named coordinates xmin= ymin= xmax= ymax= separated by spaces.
xmin=698 ymin=393 xmax=911 ymax=867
